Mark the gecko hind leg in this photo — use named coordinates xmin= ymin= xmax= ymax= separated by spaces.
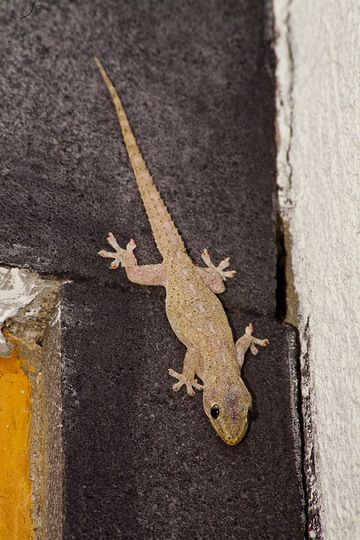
xmin=99 ymin=232 xmax=166 ymax=286
xmin=235 ymin=323 xmax=269 ymax=370
xmin=168 ymin=349 xmax=203 ymax=397
xmin=197 ymin=248 xmax=236 ymax=294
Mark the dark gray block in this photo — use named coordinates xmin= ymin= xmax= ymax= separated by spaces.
xmin=61 ymin=281 xmax=304 ymax=539
xmin=0 ymin=0 xmax=276 ymax=317
xmin=0 ymin=0 xmax=305 ymax=537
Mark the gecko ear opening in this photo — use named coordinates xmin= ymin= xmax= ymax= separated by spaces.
xmin=210 ymin=404 xmax=220 ymax=419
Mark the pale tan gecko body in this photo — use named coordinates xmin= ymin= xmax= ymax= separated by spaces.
xmin=96 ymin=58 xmax=269 ymax=445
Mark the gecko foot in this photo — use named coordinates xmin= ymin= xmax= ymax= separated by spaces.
xmin=235 ymin=323 xmax=269 ymax=368
xmin=246 ymin=323 xmax=269 ymax=355
xmin=201 ymin=248 xmax=236 ymax=281
xmin=168 ymin=369 xmax=204 ymax=397
xmin=98 ymin=232 xmax=136 ymax=269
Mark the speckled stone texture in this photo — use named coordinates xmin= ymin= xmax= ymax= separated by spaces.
xmin=0 ymin=0 xmax=305 ymax=538
xmin=0 ymin=0 xmax=275 ymax=316
xmin=62 ymin=282 xmax=304 ymax=539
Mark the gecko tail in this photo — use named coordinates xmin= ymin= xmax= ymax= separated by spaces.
xmin=95 ymin=57 xmax=185 ymax=258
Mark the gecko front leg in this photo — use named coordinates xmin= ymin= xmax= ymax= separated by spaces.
xmin=197 ymin=248 xmax=236 ymax=293
xmin=235 ymin=323 xmax=269 ymax=370
xmin=168 ymin=349 xmax=204 ymax=397
xmin=99 ymin=232 xmax=166 ymax=286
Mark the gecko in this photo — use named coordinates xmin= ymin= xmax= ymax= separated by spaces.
xmin=95 ymin=58 xmax=269 ymax=445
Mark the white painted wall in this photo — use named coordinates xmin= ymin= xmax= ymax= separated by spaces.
xmin=274 ymin=1 xmax=360 ymax=538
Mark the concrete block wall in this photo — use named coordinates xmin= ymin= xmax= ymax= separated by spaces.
xmin=1 ymin=1 xmax=307 ymax=538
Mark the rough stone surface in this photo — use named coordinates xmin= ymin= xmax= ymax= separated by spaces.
xmin=0 ymin=0 xmax=276 ymax=317
xmin=62 ymin=281 xmax=304 ymax=539
xmin=0 ymin=0 xmax=305 ymax=538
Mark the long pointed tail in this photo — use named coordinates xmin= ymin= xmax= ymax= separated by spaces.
xmin=95 ymin=58 xmax=185 ymax=258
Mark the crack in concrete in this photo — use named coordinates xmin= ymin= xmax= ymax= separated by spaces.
xmin=284 ymin=3 xmax=295 ymax=205
xmin=274 ymin=0 xmax=295 ymax=216
xmin=273 ymin=2 xmax=323 ymax=538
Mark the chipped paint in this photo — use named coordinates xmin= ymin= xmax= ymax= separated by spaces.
xmin=0 ymin=269 xmax=39 ymax=357
xmin=0 ymin=343 xmax=33 ymax=540
xmin=0 ymin=268 xmax=63 ymax=538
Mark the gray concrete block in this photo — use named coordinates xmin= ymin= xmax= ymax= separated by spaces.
xmin=0 ymin=0 xmax=276 ymax=317
xmin=61 ymin=281 xmax=304 ymax=539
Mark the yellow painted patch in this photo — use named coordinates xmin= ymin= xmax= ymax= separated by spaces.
xmin=0 ymin=348 xmax=33 ymax=540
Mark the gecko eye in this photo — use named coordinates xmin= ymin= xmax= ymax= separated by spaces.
xmin=210 ymin=405 xmax=220 ymax=419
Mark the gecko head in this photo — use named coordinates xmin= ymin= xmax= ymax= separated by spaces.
xmin=203 ymin=379 xmax=252 ymax=445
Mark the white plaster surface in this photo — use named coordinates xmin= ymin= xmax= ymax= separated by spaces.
xmin=0 ymin=267 xmax=39 ymax=355
xmin=274 ymin=1 xmax=360 ymax=538
xmin=273 ymin=0 xmax=293 ymax=215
